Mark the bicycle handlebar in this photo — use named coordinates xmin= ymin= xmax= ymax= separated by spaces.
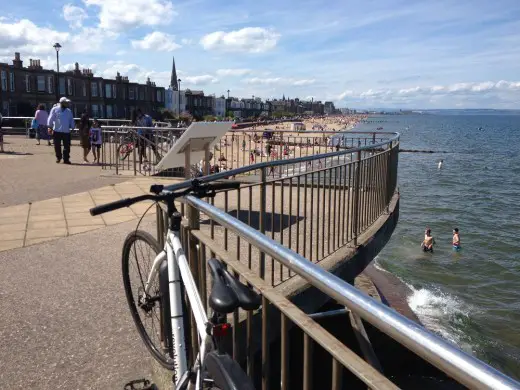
xmin=90 ymin=195 xmax=154 ymax=216
xmin=89 ymin=180 xmax=241 ymax=216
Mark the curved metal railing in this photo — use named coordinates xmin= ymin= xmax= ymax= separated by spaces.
xmin=149 ymin=129 xmax=519 ymax=389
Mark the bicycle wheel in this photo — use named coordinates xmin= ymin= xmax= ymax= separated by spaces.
xmin=122 ymin=230 xmax=175 ymax=370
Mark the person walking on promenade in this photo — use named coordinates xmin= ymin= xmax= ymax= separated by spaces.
xmin=90 ymin=119 xmax=102 ymax=164
xmin=47 ymin=97 xmax=74 ymax=164
xmin=34 ymin=104 xmax=51 ymax=145
xmin=78 ymin=112 xmax=91 ymax=163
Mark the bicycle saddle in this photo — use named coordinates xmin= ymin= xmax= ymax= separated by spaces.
xmin=208 ymin=258 xmax=261 ymax=314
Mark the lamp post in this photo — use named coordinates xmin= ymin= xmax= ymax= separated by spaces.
xmin=177 ymin=78 xmax=181 ymax=118
xmin=53 ymin=43 xmax=62 ymax=102
xmin=227 ymin=89 xmax=230 ymax=99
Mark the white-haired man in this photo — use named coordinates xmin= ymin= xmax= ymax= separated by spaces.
xmin=48 ymin=97 xmax=74 ymax=164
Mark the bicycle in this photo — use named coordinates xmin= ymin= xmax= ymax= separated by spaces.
xmin=90 ymin=179 xmax=260 ymax=390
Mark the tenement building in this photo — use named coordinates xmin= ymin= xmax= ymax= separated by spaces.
xmin=0 ymin=53 xmax=165 ymax=118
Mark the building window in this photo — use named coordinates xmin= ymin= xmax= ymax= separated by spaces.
xmin=47 ymin=76 xmax=53 ymax=94
xmin=91 ymin=82 xmax=98 ymax=97
xmin=106 ymin=105 xmax=113 ymax=118
xmin=129 ymin=87 xmax=135 ymax=100
xmin=67 ymin=79 xmax=73 ymax=96
xmin=105 ymin=84 xmax=112 ymax=98
xmin=9 ymin=72 xmax=15 ymax=91
xmin=113 ymin=105 xmax=118 ymax=118
xmin=139 ymin=88 xmax=144 ymax=100
xmin=122 ymin=87 xmax=126 ymax=99
xmin=98 ymin=81 xmax=103 ymax=97
xmin=1 ymin=71 xmax=6 ymax=91
xmin=59 ymin=78 xmax=66 ymax=95
xmin=82 ymin=81 xmax=86 ymax=97
xmin=92 ymin=104 xmax=99 ymax=117
xmin=112 ymin=84 xmax=117 ymax=98
xmin=99 ymin=104 xmax=104 ymax=117
xmin=156 ymin=90 xmax=162 ymax=102
xmin=25 ymin=74 xmax=31 ymax=92
xmin=37 ymin=75 xmax=45 ymax=92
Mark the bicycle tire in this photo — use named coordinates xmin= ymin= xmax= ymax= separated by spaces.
xmin=122 ymin=230 xmax=176 ymax=370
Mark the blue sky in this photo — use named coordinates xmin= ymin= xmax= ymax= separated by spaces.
xmin=1 ymin=0 xmax=520 ymax=108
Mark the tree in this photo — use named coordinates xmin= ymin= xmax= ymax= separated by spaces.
xmin=203 ymin=115 xmax=217 ymax=122
xmin=226 ymin=110 xmax=235 ymax=119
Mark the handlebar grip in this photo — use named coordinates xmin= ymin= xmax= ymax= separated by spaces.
xmin=90 ymin=198 xmax=137 ymax=216
xmin=210 ymin=181 xmax=241 ymax=191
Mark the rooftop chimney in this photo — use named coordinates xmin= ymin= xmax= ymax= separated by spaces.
xmin=13 ymin=52 xmax=23 ymax=68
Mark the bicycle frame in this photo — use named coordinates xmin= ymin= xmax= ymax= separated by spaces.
xmin=143 ymin=227 xmax=209 ymax=388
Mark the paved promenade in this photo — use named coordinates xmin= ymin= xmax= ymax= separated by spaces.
xmin=0 ymin=135 xmax=126 ymax=207
xmin=0 ymin=177 xmax=182 ymax=252
xmin=0 ymin=218 xmax=156 ymax=389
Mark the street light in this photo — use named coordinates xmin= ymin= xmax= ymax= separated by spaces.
xmin=53 ymin=43 xmax=62 ymax=102
xmin=227 ymin=89 xmax=230 ymax=99
xmin=177 ymin=78 xmax=181 ymax=119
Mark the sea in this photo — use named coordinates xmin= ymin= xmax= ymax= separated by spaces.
xmin=354 ymin=112 xmax=520 ymax=380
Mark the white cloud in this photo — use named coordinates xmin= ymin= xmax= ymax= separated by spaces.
xmin=181 ymin=38 xmax=193 ymax=45
xmin=116 ymin=50 xmax=127 ymax=56
xmin=216 ymin=68 xmax=251 ymax=76
xmin=200 ymin=27 xmax=280 ymax=53
xmin=0 ymin=19 xmax=115 ymax=57
xmin=63 ymin=4 xmax=88 ymax=28
xmin=0 ymin=19 xmax=65 ymax=56
xmin=244 ymin=77 xmax=315 ymax=86
xmin=184 ymin=75 xmax=218 ymax=85
xmin=292 ymin=79 xmax=315 ymax=86
xmin=83 ymin=0 xmax=176 ymax=32
xmin=336 ymin=80 xmax=520 ymax=103
xmin=131 ymin=32 xmax=181 ymax=52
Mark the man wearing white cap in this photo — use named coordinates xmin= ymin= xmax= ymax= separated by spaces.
xmin=47 ymin=97 xmax=74 ymax=164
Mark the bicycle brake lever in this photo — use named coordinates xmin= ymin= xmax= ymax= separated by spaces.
xmin=150 ymin=184 xmax=164 ymax=194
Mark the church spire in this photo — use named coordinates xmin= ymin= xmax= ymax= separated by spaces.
xmin=170 ymin=56 xmax=178 ymax=91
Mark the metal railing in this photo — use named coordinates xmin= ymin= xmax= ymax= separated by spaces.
xmin=99 ymin=125 xmax=184 ymax=176
xmin=157 ymin=131 xmax=398 ymax=286
xmin=0 ymin=116 xmax=172 ymax=138
xmin=182 ymin=195 xmax=519 ymax=390
xmin=149 ymin=131 xmax=520 ymax=389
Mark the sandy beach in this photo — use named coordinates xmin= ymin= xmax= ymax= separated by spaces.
xmin=210 ymin=114 xmax=369 ymax=171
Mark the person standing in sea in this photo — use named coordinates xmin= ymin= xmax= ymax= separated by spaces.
xmin=453 ymin=228 xmax=461 ymax=250
xmin=34 ymin=104 xmax=51 ymax=146
xmin=47 ymin=97 xmax=74 ymax=164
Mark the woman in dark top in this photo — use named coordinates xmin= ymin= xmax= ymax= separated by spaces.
xmin=78 ymin=112 xmax=91 ymax=163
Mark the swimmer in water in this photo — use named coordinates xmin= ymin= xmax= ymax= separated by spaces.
xmin=453 ymin=228 xmax=461 ymax=250
xmin=438 ymin=159 xmax=443 ymax=169
xmin=421 ymin=228 xmax=435 ymax=252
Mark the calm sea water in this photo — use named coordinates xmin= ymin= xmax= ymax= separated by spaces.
xmin=355 ymin=113 xmax=520 ymax=379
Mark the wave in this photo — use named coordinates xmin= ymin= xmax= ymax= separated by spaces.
xmin=407 ymin=285 xmax=475 ymax=352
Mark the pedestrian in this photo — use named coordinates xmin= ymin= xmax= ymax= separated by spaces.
xmin=34 ymin=104 xmax=50 ymax=145
xmin=47 ymin=97 xmax=74 ymax=164
xmin=90 ymin=119 xmax=102 ymax=164
xmin=137 ymin=109 xmax=158 ymax=161
xmin=78 ymin=112 xmax=91 ymax=163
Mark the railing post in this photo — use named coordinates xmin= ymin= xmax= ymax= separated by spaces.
xmin=187 ymin=200 xmax=200 ymax=363
xmin=259 ymin=167 xmax=267 ymax=279
xmin=353 ymin=150 xmax=361 ymax=246
xmin=133 ymin=141 xmax=137 ymax=176
xmin=115 ymin=129 xmax=119 ymax=176
xmin=386 ymin=144 xmax=393 ymax=212
xmin=156 ymin=203 xmax=165 ymax=248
